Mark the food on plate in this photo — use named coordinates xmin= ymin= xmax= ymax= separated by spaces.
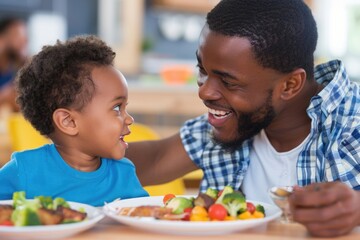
xmin=0 ymin=205 xmax=13 ymax=224
xmin=0 ymin=192 xmax=87 ymax=226
xmin=208 ymin=204 xmax=227 ymax=221
xmin=221 ymin=192 xmax=246 ymax=217
xmin=162 ymin=193 xmax=176 ymax=204
xmin=193 ymin=193 xmax=215 ymax=209
xmin=165 ymin=197 xmax=193 ymax=214
xmin=118 ymin=206 xmax=172 ymax=218
xmin=117 ymin=186 xmax=266 ymax=221
xmin=205 ymin=188 xmax=218 ymax=199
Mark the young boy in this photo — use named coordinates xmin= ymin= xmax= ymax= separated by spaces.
xmin=0 ymin=35 xmax=149 ymax=206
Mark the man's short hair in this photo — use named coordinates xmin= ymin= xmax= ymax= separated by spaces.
xmin=207 ymin=0 xmax=318 ymax=80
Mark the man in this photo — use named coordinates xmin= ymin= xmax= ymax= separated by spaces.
xmin=126 ymin=0 xmax=360 ymax=237
xmin=0 ymin=17 xmax=28 ymax=111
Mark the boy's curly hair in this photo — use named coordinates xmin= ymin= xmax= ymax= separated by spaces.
xmin=16 ymin=35 xmax=115 ymax=135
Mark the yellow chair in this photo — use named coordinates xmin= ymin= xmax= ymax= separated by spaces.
xmin=183 ymin=169 xmax=204 ymax=181
xmin=7 ymin=113 xmax=50 ymax=152
xmin=127 ymin=123 xmax=185 ymax=196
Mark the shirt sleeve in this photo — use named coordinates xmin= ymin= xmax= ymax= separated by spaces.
xmin=0 ymin=158 xmax=21 ymax=200
xmin=179 ymin=114 xmax=212 ymax=167
xmin=337 ymin=127 xmax=360 ymax=190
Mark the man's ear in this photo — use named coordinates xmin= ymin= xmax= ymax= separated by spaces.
xmin=280 ymin=68 xmax=306 ymax=100
xmin=52 ymin=108 xmax=78 ymax=136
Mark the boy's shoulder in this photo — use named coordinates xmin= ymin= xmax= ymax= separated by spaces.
xmin=11 ymin=144 xmax=52 ymax=162
xmin=106 ymin=157 xmax=135 ymax=168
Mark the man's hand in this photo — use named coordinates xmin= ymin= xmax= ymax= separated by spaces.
xmin=289 ymin=182 xmax=360 ymax=237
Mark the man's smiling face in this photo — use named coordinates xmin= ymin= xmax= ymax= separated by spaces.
xmin=196 ymin=26 xmax=286 ymax=151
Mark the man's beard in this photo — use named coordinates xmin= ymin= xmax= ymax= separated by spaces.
xmin=212 ymin=91 xmax=276 ymax=152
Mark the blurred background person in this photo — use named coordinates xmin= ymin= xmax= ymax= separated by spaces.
xmin=0 ymin=17 xmax=28 ymax=112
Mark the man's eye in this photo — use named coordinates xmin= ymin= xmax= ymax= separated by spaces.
xmin=221 ymin=79 xmax=238 ymax=88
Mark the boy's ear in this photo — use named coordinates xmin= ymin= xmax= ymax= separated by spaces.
xmin=52 ymin=108 xmax=78 ymax=136
xmin=280 ymin=68 xmax=306 ymax=100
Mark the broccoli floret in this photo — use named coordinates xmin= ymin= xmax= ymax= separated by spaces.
xmin=53 ymin=197 xmax=70 ymax=210
xmin=12 ymin=191 xmax=41 ymax=211
xmin=11 ymin=192 xmax=41 ymax=226
xmin=215 ymin=186 xmax=234 ymax=204
xmin=35 ymin=196 xmax=53 ymax=209
xmin=34 ymin=196 xmax=69 ymax=210
xmin=221 ymin=192 xmax=246 ymax=217
xmin=255 ymin=204 xmax=265 ymax=215
xmin=205 ymin=187 xmax=219 ymax=199
xmin=11 ymin=207 xmax=41 ymax=226
xmin=12 ymin=191 xmax=26 ymax=208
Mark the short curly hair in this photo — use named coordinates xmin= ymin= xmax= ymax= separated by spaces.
xmin=207 ymin=0 xmax=318 ymax=80
xmin=16 ymin=35 xmax=116 ymax=135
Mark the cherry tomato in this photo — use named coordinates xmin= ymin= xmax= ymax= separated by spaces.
xmin=208 ymin=204 xmax=227 ymax=221
xmin=246 ymin=202 xmax=256 ymax=214
xmin=0 ymin=220 xmax=14 ymax=226
xmin=182 ymin=207 xmax=193 ymax=221
xmin=163 ymin=193 xmax=176 ymax=204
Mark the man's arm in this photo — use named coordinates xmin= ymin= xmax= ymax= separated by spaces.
xmin=125 ymin=133 xmax=199 ymax=186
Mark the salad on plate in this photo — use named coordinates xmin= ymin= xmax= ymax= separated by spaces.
xmin=103 ymin=186 xmax=281 ymax=235
xmin=0 ymin=191 xmax=87 ymax=227
xmin=116 ymin=186 xmax=265 ymax=221
xmin=0 ymin=192 xmax=104 ymax=240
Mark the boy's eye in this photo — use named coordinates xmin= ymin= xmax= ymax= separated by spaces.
xmin=113 ymin=105 xmax=121 ymax=112
xmin=196 ymin=63 xmax=206 ymax=75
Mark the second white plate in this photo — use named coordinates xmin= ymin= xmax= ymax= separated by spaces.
xmin=103 ymin=195 xmax=281 ymax=235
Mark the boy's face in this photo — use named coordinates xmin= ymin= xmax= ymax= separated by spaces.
xmin=76 ymin=66 xmax=133 ymax=160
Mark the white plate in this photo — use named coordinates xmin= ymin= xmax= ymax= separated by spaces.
xmin=103 ymin=195 xmax=281 ymax=235
xmin=0 ymin=200 xmax=104 ymax=240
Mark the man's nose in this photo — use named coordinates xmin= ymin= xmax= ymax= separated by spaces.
xmin=198 ymin=77 xmax=221 ymax=101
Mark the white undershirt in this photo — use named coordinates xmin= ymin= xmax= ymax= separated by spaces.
xmin=241 ymin=130 xmax=310 ymax=203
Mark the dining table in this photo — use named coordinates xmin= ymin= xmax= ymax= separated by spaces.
xmin=67 ymin=217 xmax=360 ymax=240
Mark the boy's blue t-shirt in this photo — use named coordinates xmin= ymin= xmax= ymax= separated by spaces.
xmin=0 ymin=144 xmax=148 ymax=206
